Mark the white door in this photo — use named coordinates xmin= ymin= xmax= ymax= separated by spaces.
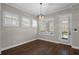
xmin=59 ymin=14 xmax=72 ymax=43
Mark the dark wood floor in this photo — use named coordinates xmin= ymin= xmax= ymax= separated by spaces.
xmin=1 ymin=39 xmax=79 ymax=55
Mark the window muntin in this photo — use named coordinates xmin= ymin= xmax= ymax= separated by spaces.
xmin=39 ymin=18 xmax=54 ymax=35
xmin=3 ymin=12 xmax=19 ymax=26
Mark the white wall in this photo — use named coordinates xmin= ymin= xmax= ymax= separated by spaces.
xmin=1 ymin=4 xmax=37 ymax=51
xmin=38 ymin=4 xmax=79 ymax=49
xmin=72 ymin=4 xmax=79 ymax=49
xmin=38 ymin=7 xmax=72 ymax=45
xmin=0 ymin=3 xmax=1 ymax=54
xmin=1 ymin=3 xmax=79 ymax=51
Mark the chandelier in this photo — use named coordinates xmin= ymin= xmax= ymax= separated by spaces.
xmin=39 ymin=3 xmax=48 ymax=20
xmin=39 ymin=15 xmax=45 ymax=20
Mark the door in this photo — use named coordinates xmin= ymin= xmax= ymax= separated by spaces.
xmin=59 ymin=14 xmax=72 ymax=43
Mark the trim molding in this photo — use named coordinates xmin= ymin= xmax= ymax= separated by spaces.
xmin=72 ymin=45 xmax=79 ymax=49
xmin=0 ymin=51 xmax=1 ymax=54
xmin=1 ymin=38 xmax=79 ymax=51
xmin=37 ymin=38 xmax=70 ymax=45
xmin=1 ymin=39 xmax=37 ymax=51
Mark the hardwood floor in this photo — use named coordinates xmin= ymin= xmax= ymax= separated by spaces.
xmin=1 ymin=39 xmax=79 ymax=55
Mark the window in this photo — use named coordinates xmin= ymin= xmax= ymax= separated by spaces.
xmin=39 ymin=18 xmax=54 ymax=35
xmin=59 ymin=15 xmax=70 ymax=40
xmin=22 ymin=17 xmax=31 ymax=27
xmin=49 ymin=20 xmax=54 ymax=34
xmin=32 ymin=20 xmax=37 ymax=28
xmin=39 ymin=20 xmax=47 ymax=33
xmin=61 ymin=20 xmax=69 ymax=39
xmin=3 ymin=12 xmax=19 ymax=26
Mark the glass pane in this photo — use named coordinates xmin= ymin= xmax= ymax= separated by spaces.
xmin=4 ymin=17 xmax=11 ymax=25
xmin=12 ymin=19 xmax=17 ymax=25
xmin=61 ymin=20 xmax=69 ymax=39
xmin=62 ymin=31 xmax=68 ymax=39
xmin=22 ymin=17 xmax=30 ymax=27
xmin=12 ymin=17 xmax=19 ymax=26
xmin=39 ymin=18 xmax=54 ymax=35
xmin=3 ymin=12 xmax=19 ymax=26
xmin=39 ymin=21 xmax=47 ymax=33
xmin=32 ymin=20 xmax=37 ymax=27
xmin=49 ymin=21 xmax=54 ymax=33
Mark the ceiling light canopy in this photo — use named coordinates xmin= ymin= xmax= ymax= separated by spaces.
xmin=40 ymin=3 xmax=42 ymax=5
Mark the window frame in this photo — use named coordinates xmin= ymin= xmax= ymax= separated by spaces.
xmin=38 ymin=18 xmax=54 ymax=35
xmin=21 ymin=16 xmax=31 ymax=27
xmin=3 ymin=11 xmax=19 ymax=27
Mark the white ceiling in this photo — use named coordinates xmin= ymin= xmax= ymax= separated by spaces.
xmin=6 ymin=3 xmax=76 ymax=16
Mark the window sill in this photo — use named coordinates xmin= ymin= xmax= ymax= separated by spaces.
xmin=39 ymin=32 xmax=54 ymax=36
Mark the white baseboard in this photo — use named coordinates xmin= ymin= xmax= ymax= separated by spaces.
xmin=37 ymin=38 xmax=70 ymax=45
xmin=37 ymin=38 xmax=79 ymax=49
xmin=0 ymin=51 xmax=1 ymax=54
xmin=1 ymin=38 xmax=79 ymax=52
xmin=1 ymin=39 xmax=37 ymax=51
xmin=72 ymin=45 xmax=79 ymax=49
xmin=38 ymin=38 xmax=79 ymax=49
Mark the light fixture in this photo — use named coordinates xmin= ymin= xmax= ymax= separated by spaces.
xmin=39 ymin=3 xmax=47 ymax=20
xmin=40 ymin=3 xmax=42 ymax=5
xmin=39 ymin=15 xmax=45 ymax=20
xmin=39 ymin=15 xmax=42 ymax=20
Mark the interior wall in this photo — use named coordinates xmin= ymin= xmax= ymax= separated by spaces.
xmin=1 ymin=3 xmax=79 ymax=51
xmin=38 ymin=4 xmax=79 ymax=49
xmin=0 ymin=3 xmax=1 ymax=54
xmin=38 ymin=7 xmax=72 ymax=45
xmin=72 ymin=4 xmax=79 ymax=49
xmin=1 ymin=4 xmax=37 ymax=50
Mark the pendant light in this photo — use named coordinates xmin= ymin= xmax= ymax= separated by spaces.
xmin=39 ymin=3 xmax=45 ymax=20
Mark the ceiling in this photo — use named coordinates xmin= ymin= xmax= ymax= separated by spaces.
xmin=6 ymin=3 xmax=76 ymax=16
